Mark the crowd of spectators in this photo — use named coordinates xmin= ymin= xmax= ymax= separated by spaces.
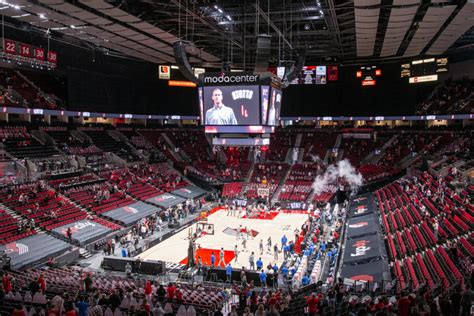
xmin=416 ymin=78 xmax=473 ymax=114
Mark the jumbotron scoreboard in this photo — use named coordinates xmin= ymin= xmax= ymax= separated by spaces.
xmin=401 ymin=57 xmax=448 ymax=84
xmin=198 ymin=71 xmax=282 ymax=146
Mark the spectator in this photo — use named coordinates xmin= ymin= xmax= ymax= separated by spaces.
xmin=166 ymin=283 xmax=176 ymax=300
xmin=84 ymin=274 xmax=93 ymax=292
xmin=2 ymin=272 xmax=12 ymax=294
xmin=306 ymin=293 xmax=319 ymax=316
xmin=65 ymin=302 xmax=78 ymax=316
xmin=226 ymin=263 xmax=233 ymax=283
xmin=397 ymin=291 xmax=411 ymax=316
xmin=76 ymin=296 xmax=90 ymax=316
xmin=461 ymin=284 xmax=473 ymax=316
xmin=11 ymin=305 xmax=26 ymax=316
xmin=156 ymin=284 xmax=166 ymax=302
xmin=259 ymin=269 xmax=267 ymax=287
xmin=37 ymin=273 xmax=46 ymax=292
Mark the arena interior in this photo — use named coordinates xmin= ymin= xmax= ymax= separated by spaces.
xmin=0 ymin=0 xmax=472 ymax=315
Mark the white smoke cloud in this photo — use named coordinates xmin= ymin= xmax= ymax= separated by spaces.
xmin=312 ymin=159 xmax=363 ymax=195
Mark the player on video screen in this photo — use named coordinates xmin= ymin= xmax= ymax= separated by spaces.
xmin=267 ymin=91 xmax=277 ymax=126
xmin=205 ymin=88 xmax=238 ymax=125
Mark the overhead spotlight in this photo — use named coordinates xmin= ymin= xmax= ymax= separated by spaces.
xmin=214 ymin=5 xmax=218 ymax=9
xmin=218 ymin=8 xmax=223 ymax=13
xmin=304 ymin=23 xmax=310 ymax=30
xmin=226 ymin=15 xmax=232 ymax=21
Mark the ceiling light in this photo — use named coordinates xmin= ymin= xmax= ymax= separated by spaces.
xmin=11 ymin=13 xmax=29 ymax=17
xmin=226 ymin=15 xmax=232 ymax=21
xmin=13 ymin=5 xmax=20 ymax=9
xmin=218 ymin=8 xmax=223 ymax=13
xmin=70 ymin=25 xmax=76 ymax=28
xmin=39 ymin=13 xmax=46 ymax=19
xmin=304 ymin=23 xmax=310 ymax=30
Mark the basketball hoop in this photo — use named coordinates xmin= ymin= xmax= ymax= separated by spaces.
xmin=196 ymin=221 xmax=214 ymax=236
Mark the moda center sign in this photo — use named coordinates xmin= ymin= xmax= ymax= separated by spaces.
xmin=202 ymin=72 xmax=260 ymax=85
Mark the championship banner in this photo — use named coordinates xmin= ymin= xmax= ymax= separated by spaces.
xmin=146 ymin=193 xmax=186 ymax=208
xmin=170 ymin=185 xmax=207 ymax=198
xmin=102 ymin=201 xmax=161 ymax=226
xmin=52 ymin=220 xmax=111 ymax=245
xmin=346 ymin=214 xmax=378 ymax=239
xmin=0 ymin=234 xmax=71 ymax=270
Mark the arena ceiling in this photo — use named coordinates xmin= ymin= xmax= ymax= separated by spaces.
xmin=3 ymin=0 xmax=474 ymax=67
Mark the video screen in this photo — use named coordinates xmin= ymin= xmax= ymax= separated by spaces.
xmin=288 ymin=65 xmax=331 ymax=85
xmin=198 ymin=87 xmax=204 ymax=121
xmin=261 ymin=86 xmax=270 ymax=125
xmin=267 ymin=88 xmax=282 ymax=126
xmin=203 ymin=85 xmax=260 ymax=125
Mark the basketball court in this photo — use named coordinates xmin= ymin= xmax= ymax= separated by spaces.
xmin=138 ymin=209 xmax=309 ymax=269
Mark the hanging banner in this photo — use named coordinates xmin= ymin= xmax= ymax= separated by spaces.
xmin=47 ymin=51 xmax=58 ymax=63
xmin=19 ymin=44 xmax=32 ymax=57
xmin=34 ymin=48 xmax=45 ymax=61
xmin=328 ymin=65 xmax=338 ymax=81
xmin=4 ymin=39 xmax=17 ymax=54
